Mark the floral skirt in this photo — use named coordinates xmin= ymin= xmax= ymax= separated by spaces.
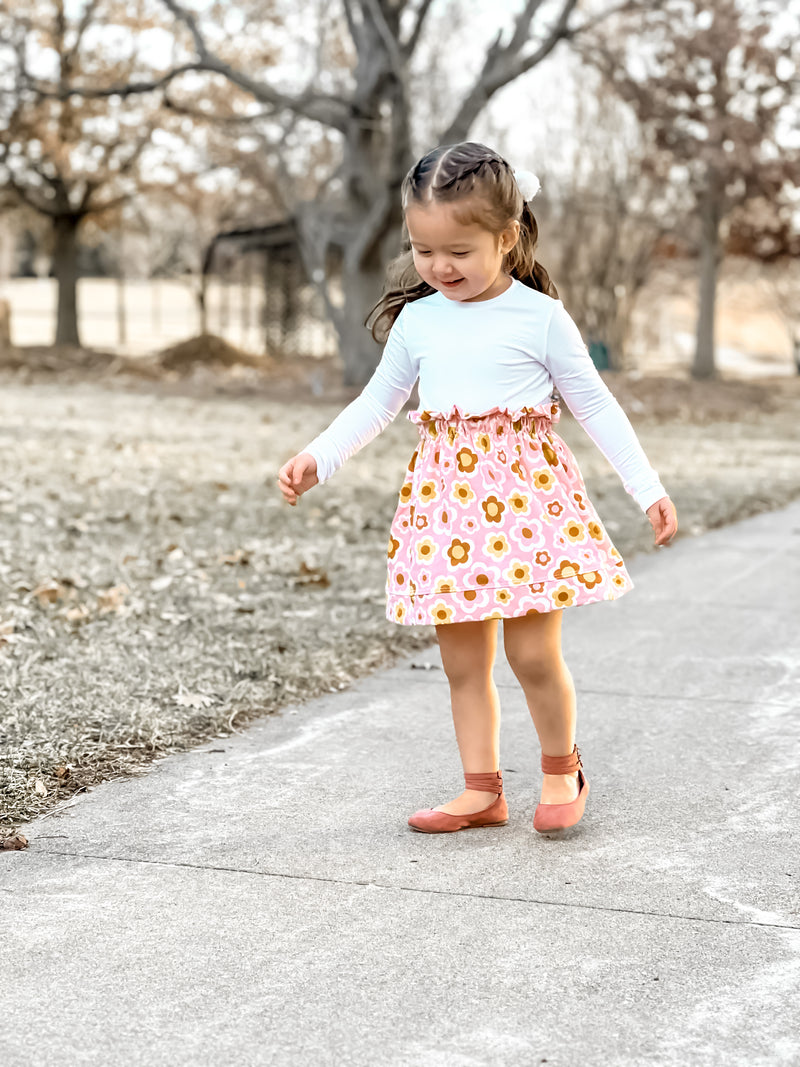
xmin=385 ymin=400 xmax=634 ymax=626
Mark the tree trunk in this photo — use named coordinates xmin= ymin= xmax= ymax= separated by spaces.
xmin=693 ymin=175 xmax=722 ymax=379
xmin=338 ymin=259 xmax=385 ymax=386
xmin=53 ymin=213 xmax=82 ymax=347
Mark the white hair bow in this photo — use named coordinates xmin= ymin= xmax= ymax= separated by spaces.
xmin=513 ymin=169 xmax=541 ymax=203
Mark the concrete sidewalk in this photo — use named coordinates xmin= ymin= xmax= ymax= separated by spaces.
xmin=3 ymin=502 xmax=800 ymax=1067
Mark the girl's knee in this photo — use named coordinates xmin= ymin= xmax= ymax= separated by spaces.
xmin=437 ymin=621 xmax=496 ymax=687
xmin=504 ymin=643 xmax=559 ymax=688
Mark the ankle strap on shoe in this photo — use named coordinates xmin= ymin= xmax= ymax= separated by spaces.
xmin=464 ymin=770 xmax=503 ymax=794
xmin=541 ymin=745 xmax=582 ymax=775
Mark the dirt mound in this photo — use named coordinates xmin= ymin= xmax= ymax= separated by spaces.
xmin=156 ymin=333 xmax=268 ymax=371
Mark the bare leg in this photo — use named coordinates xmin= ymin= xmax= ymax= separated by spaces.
xmin=503 ymin=611 xmax=579 ymax=805
xmin=433 ymin=618 xmax=502 ymax=815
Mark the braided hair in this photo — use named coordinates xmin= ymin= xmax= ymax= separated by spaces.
xmin=367 ymin=142 xmax=557 ymax=342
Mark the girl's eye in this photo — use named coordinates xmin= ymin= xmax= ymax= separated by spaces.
xmin=453 ymin=252 xmax=469 ymax=257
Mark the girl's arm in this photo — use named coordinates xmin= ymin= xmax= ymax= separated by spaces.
xmin=278 ymin=310 xmax=417 ymax=504
xmin=543 ymin=302 xmax=673 ymax=520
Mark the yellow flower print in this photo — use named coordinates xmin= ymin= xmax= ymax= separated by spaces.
xmin=394 ymin=602 xmax=406 ymax=622
xmin=415 ymin=537 xmax=437 ymax=563
xmin=399 ymin=482 xmax=413 ymax=504
xmin=552 ymin=585 xmax=576 ymax=608
xmin=495 ymin=589 xmax=514 ymax=605
xmin=481 ymin=495 xmax=506 ymax=523
xmin=435 ymin=577 xmax=455 ymax=593
xmin=508 ymin=491 xmax=529 ymax=515
xmin=533 ymin=470 xmax=555 ymax=491
xmin=563 ymin=520 xmax=586 ymax=544
xmin=456 ymin=447 xmax=479 ymax=473
xmin=387 ymin=536 xmax=400 ymax=560
xmin=612 ymin=574 xmax=627 ymax=588
xmin=486 ymin=534 xmax=510 ymax=559
xmin=506 ymin=560 xmax=532 ymax=584
xmin=553 ymin=558 xmax=582 ymax=580
xmin=476 ymin=433 xmax=492 ymax=454
xmin=418 ymin=480 xmax=438 ymax=504
xmin=446 ymin=538 xmax=471 ymax=566
xmin=577 ymin=570 xmax=603 ymax=590
xmin=542 ymin=441 xmax=559 ymax=467
xmin=588 ymin=521 xmax=603 ymax=541
xmin=431 ymin=601 xmax=455 ymax=625
xmin=451 ymin=481 xmax=476 ymax=506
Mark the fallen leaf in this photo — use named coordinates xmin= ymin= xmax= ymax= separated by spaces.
xmin=32 ymin=580 xmax=65 ymax=605
xmin=64 ymin=605 xmax=91 ymax=624
xmin=294 ymin=561 xmax=330 ymax=587
xmin=220 ymin=549 xmax=250 ymax=565
xmin=1 ymin=834 xmax=28 ymax=850
xmin=97 ymin=584 xmax=130 ymax=614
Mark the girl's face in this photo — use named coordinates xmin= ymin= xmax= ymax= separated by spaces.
xmin=405 ymin=201 xmax=520 ymax=303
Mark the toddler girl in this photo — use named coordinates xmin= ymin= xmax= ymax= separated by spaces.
xmin=278 ymin=142 xmax=677 ymax=836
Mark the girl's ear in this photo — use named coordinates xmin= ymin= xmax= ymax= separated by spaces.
xmin=500 ymin=219 xmax=521 ymax=254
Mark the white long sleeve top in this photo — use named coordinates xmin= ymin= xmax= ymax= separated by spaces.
xmin=304 ymin=277 xmax=667 ymax=513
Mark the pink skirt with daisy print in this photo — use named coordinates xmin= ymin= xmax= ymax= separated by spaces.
xmin=385 ymin=400 xmax=634 ymax=626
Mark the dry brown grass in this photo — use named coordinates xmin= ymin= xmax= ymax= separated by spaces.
xmin=2 ymin=364 xmax=799 ymax=831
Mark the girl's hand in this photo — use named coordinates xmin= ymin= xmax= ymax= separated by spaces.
xmin=278 ymin=452 xmax=319 ymax=506
xmin=646 ymin=496 xmax=678 ymax=546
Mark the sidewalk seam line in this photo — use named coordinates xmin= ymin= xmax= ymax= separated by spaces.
xmin=29 ymin=848 xmax=800 ymax=933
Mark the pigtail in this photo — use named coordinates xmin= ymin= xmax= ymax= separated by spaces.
xmin=506 ymin=202 xmax=558 ymax=299
xmin=365 ymin=249 xmax=436 ymax=343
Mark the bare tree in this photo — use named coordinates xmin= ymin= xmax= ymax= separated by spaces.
xmin=584 ymin=0 xmax=800 ymax=378
xmin=42 ymin=0 xmax=643 ymax=383
xmin=0 ymin=0 xmax=185 ymax=346
xmin=542 ymin=74 xmax=691 ymax=369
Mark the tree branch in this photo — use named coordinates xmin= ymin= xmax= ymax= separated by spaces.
xmin=440 ymin=0 xmax=579 ymax=143
xmin=439 ymin=0 xmax=645 ymax=144
xmin=24 ymin=63 xmax=199 ymax=100
xmin=402 ymin=0 xmax=435 ymax=57
xmin=159 ymin=0 xmax=352 ymax=131
xmin=361 ymin=0 xmax=404 ymax=78
xmin=65 ymin=0 xmax=100 ymax=64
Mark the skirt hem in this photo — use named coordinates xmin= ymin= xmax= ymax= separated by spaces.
xmin=386 ymin=571 xmax=633 ymax=627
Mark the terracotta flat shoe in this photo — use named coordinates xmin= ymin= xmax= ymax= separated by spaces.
xmin=408 ymin=770 xmax=508 ymax=833
xmin=533 ymin=744 xmax=589 ymax=835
